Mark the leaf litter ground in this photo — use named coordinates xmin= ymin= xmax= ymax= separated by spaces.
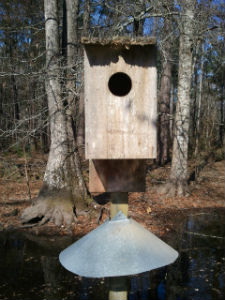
xmin=0 ymin=154 xmax=224 ymax=237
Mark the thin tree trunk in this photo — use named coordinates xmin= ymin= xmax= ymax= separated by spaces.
xmin=64 ymin=0 xmax=88 ymax=208
xmin=76 ymin=0 xmax=90 ymax=161
xmin=165 ymin=0 xmax=195 ymax=196
xmin=219 ymin=71 xmax=225 ymax=147
xmin=170 ymin=82 xmax=174 ymax=140
xmin=194 ymin=44 xmax=204 ymax=158
xmin=158 ymin=60 xmax=172 ymax=165
xmin=77 ymin=91 xmax=85 ymax=161
xmin=193 ymin=44 xmax=204 ymax=179
xmin=10 ymin=40 xmax=20 ymax=143
xmin=12 ymin=74 xmax=19 ymax=121
xmin=158 ymin=17 xmax=173 ymax=165
xmin=206 ymin=96 xmax=210 ymax=151
xmin=133 ymin=0 xmax=145 ymax=36
xmin=83 ymin=0 xmax=90 ymax=36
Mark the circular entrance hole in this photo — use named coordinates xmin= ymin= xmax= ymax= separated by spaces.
xmin=108 ymin=72 xmax=132 ymax=97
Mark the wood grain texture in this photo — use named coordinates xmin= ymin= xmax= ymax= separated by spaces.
xmin=84 ymin=44 xmax=157 ymax=159
xmin=89 ymin=159 xmax=146 ymax=192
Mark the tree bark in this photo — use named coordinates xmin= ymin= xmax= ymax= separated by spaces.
xmin=21 ymin=0 xmax=87 ymax=227
xmin=219 ymin=71 xmax=225 ymax=147
xmin=194 ymin=44 xmax=204 ymax=173
xmin=83 ymin=0 xmax=90 ymax=36
xmin=157 ymin=17 xmax=173 ymax=165
xmin=170 ymin=82 xmax=174 ymax=140
xmin=64 ymin=0 xmax=88 ymax=204
xmin=163 ymin=0 xmax=195 ymax=196
xmin=77 ymin=91 xmax=85 ymax=161
xmin=133 ymin=0 xmax=145 ymax=36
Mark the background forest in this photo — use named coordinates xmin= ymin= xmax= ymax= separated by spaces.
xmin=0 ymin=0 xmax=224 ymax=227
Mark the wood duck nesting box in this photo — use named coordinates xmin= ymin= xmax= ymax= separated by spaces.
xmin=82 ymin=37 xmax=157 ymax=192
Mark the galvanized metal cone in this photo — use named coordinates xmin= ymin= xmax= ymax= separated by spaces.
xmin=59 ymin=211 xmax=178 ymax=278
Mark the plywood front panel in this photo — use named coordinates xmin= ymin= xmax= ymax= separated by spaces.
xmin=84 ymin=45 xmax=157 ymax=159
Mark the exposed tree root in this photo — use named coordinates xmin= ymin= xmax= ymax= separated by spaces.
xmin=156 ymin=180 xmax=189 ymax=197
xmin=20 ymin=196 xmax=77 ymax=227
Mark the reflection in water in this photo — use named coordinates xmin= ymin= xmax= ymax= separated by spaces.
xmin=157 ymin=269 xmax=167 ymax=300
xmin=0 ymin=208 xmax=224 ymax=300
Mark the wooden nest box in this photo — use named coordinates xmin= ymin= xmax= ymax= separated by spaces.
xmin=82 ymin=37 xmax=157 ymax=193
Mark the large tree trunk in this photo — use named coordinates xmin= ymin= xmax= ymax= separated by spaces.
xmin=21 ymin=0 xmax=86 ymax=227
xmin=162 ymin=0 xmax=195 ymax=196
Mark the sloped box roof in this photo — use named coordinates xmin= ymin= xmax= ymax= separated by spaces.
xmin=81 ymin=36 xmax=157 ymax=47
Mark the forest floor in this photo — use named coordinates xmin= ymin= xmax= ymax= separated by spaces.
xmin=0 ymin=153 xmax=224 ymax=237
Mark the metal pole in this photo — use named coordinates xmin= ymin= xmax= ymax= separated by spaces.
xmin=109 ymin=277 xmax=128 ymax=300
xmin=109 ymin=192 xmax=128 ymax=300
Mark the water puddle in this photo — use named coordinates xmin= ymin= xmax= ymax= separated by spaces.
xmin=0 ymin=208 xmax=224 ymax=300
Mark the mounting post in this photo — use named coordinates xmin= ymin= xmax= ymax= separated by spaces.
xmin=110 ymin=192 xmax=128 ymax=218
